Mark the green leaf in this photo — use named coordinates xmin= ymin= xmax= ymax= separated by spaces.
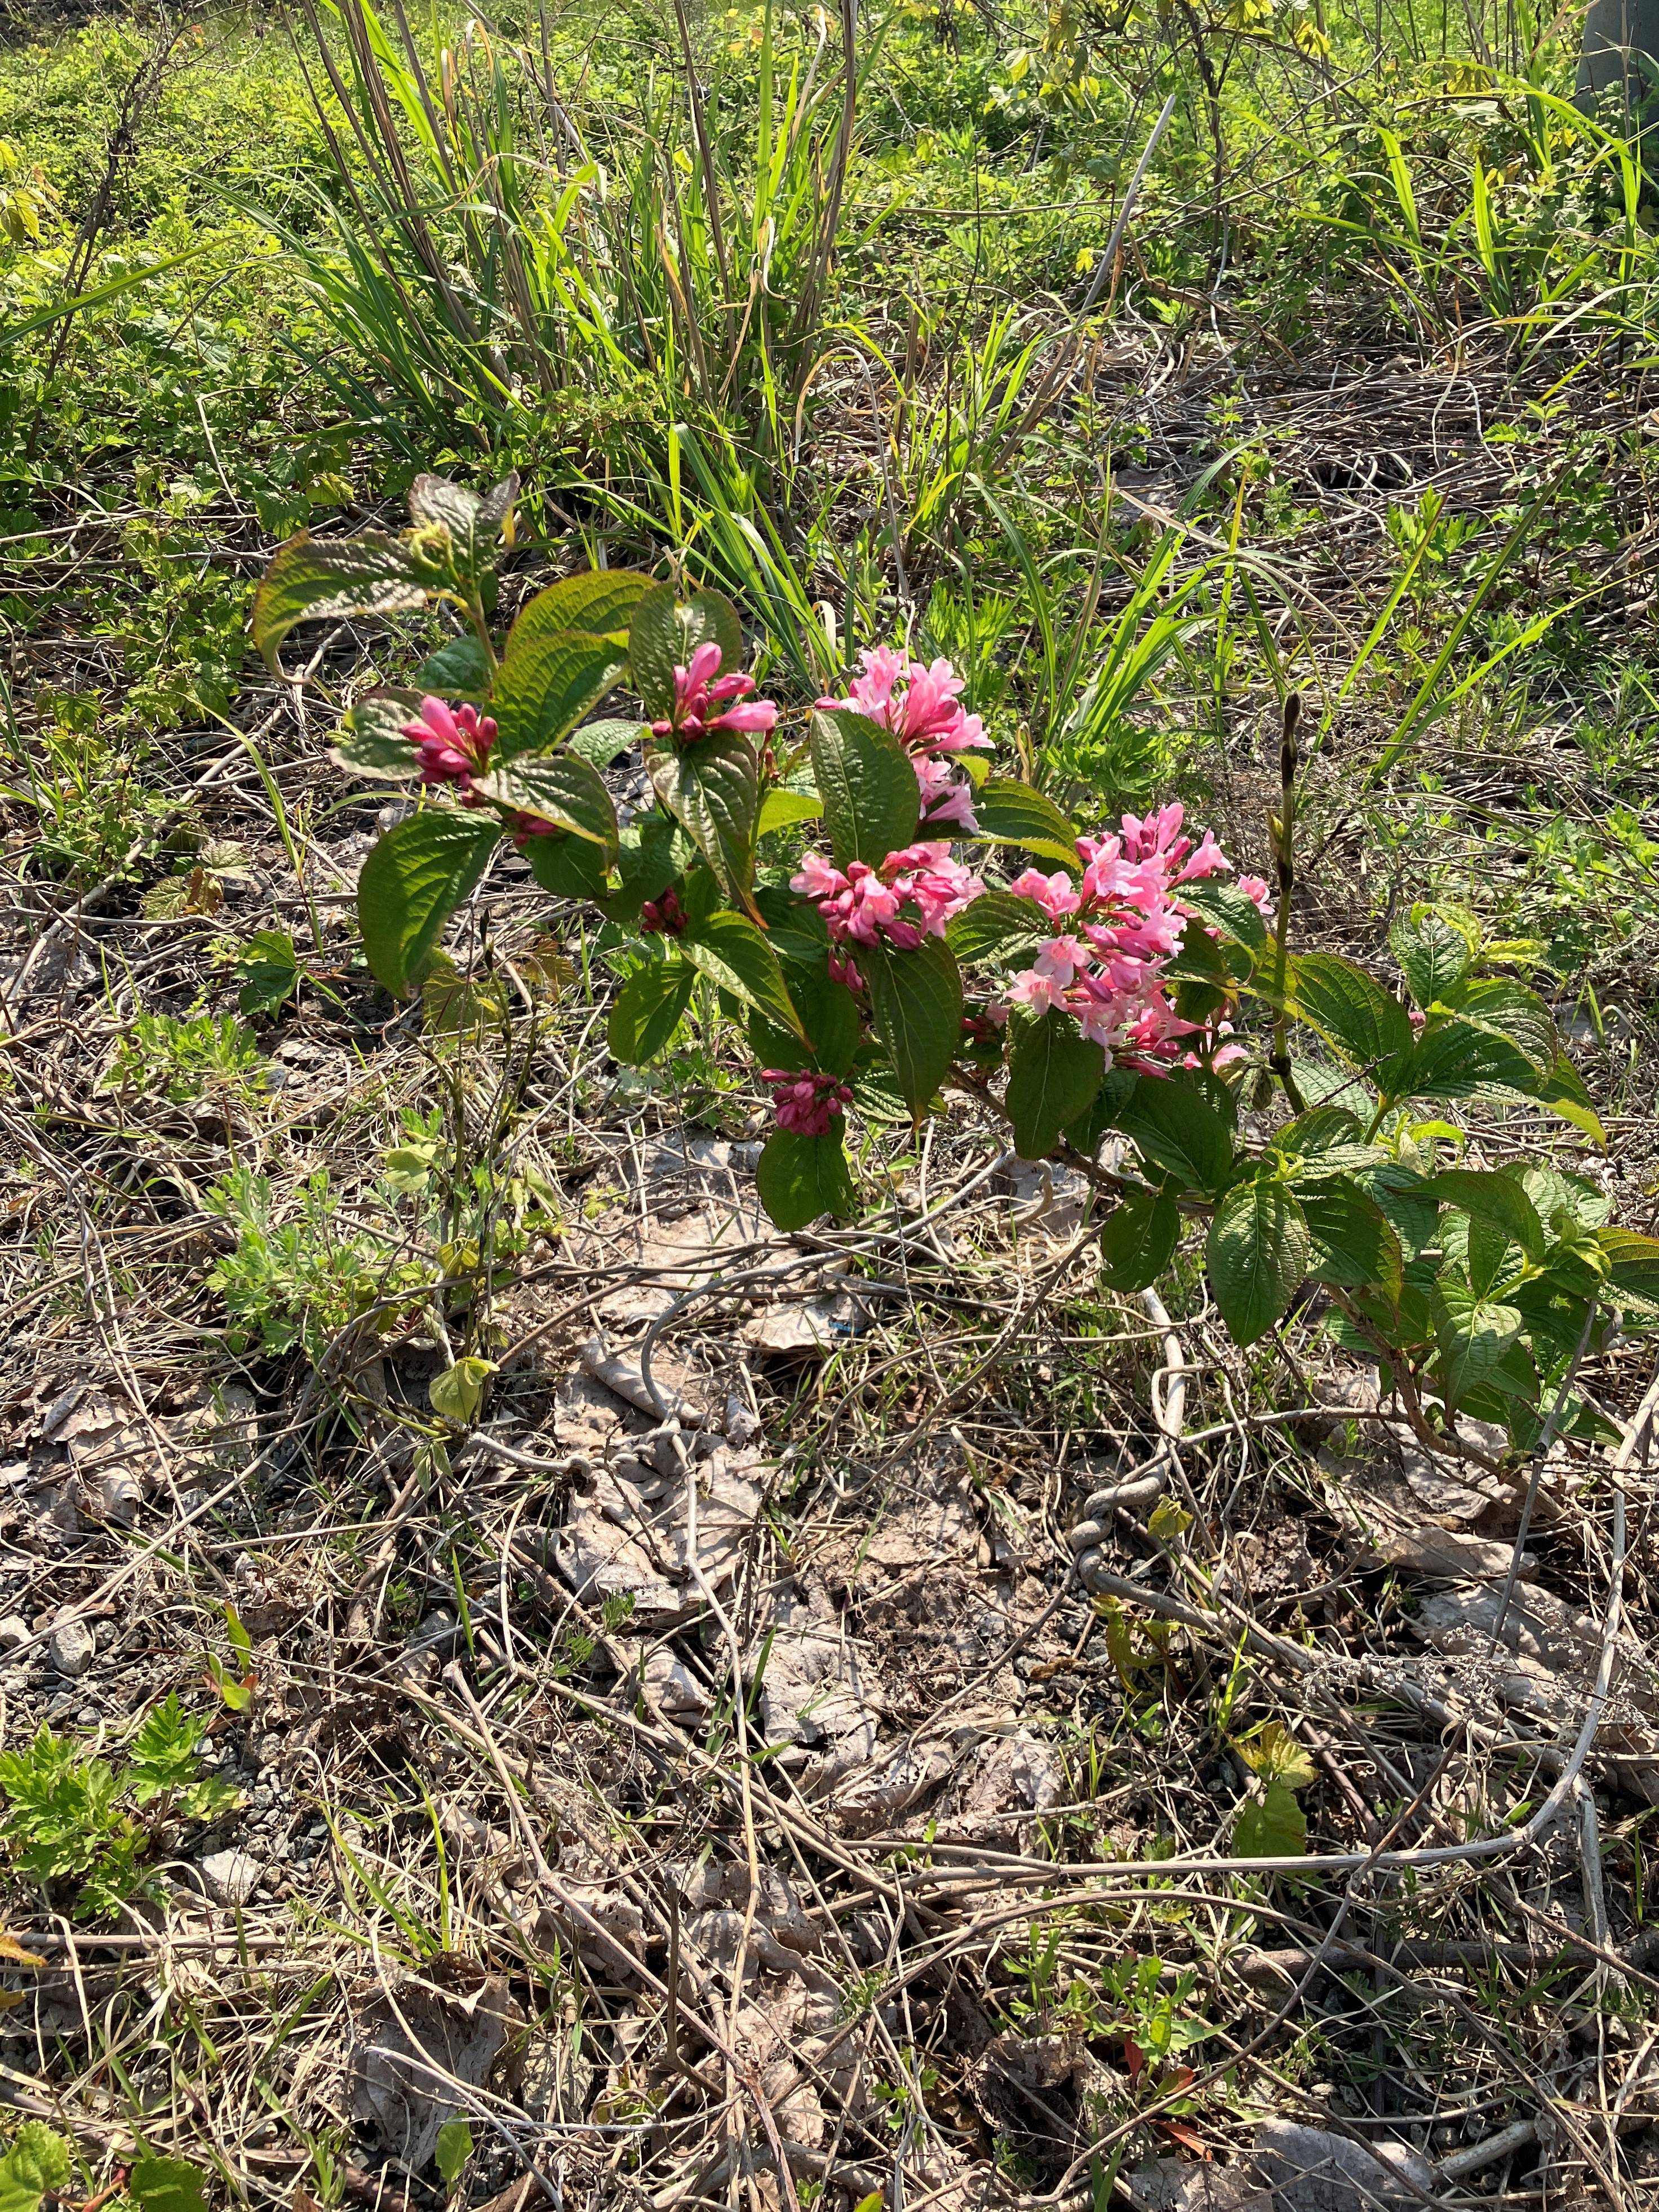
xmin=357 ymin=811 xmax=502 ymax=997
xmin=1426 ymin=1169 xmax=1546 ymax=1262
xmin=431 ymin=1357 xmax=495 ymax=1423
xmin=409 ymin=469 xmax=517 ymax=582
xmin=968 ymin=778 xmax=1081 ymax=870
xmin=471 ymin=753 xmax=618 ymax=857
xmin=0 ymin=2124 xmax=71 ymax=2212
xmin=1389 ymin=1018 xmax=1538 ymax=1102
xmin=849 ymin=1053 xmax=911 ymax=1123
xmin=809 ymin=707 xmax=920 ymax=867
xmin=1067 ymin=1065 xmax=1137 ymax=1153
xmin=946 ymin=889 xmax=1052 ymax=966
xmin=629 ymin=584 xmax=745 ymax=720
xmin=757 ymin=787 xmax=824 ymax=836
xmin=333 ymin=688 xmax=424 ymax=780
xmin=1270 ymin=1105 xmax=1382 ymax=1181
xmin=235 ymin=929 xmax=299 ymax=1016
xmin=749 ymin=965 xmax=860 ymax=1076
xmin=1527 ymin=1051 xmax=1607 ymax=1144
xmin=1117 ymin=1076 xmax=1235 ymax=1197
xmin=1596 ymin=1227 xmax=1659 ymax=1313
xmin=523 ymin=832 xmax=610 ymax=900
xmin=1353 ymin=1161 xmax=1439 ymax=1255
xmin=756 ymin=1127 xmax=855 ymax=1230
xmin=127 ymin=2157 xmax=210 ymax=2212
xmin=413 ymin=634 xmax=490 ymax=696
xmin=507 ymin=570 xmax=651 ymax=655
xmin=1234 ymin=1779 xmax=1307 ymax=1860
xmin=127 ymin=1693 xmax=205 ymax=1800
xmin=1238 ymin=1721 xmax=1318 ymax=1789
xmin=1298 ymin=1177 xmax=1403 ymax=1294
xmin=1447 ymin=977 xmax=1558 ymax=1073
xmin=1390 ymin=909 xmax=1471 ymax=1007
xmin=434 ymin=2121 xmax=474 ymax=2193
xmin=1431 ymin=1279 xmax=1523 ymax=1406
xmin=1207 ymin=1176 xmax=1310 ymax=1345
xmin=1181 ymin=879 xmax=1268 ymax=952
xmin=1005 ymin=1008 xmax=1105 ymax=1160
xmin=680 ymin=910 xmax=806 ymax=1040
xmin=609 ymin=957 xmax=696 ymax=1064
xmin=647 ymin=734 xmax=760 ymax=909
xmin=252 ymin=531 xmax=429 ymax=668
xmin=567 ymin=717 xmax=644 ymax=770
xmin=610 ymin=811 xmax=695 ymax=921
xmin=1098 ymin=1189 xmax=1181 ymax=1290
xmin=1284 ymin=950 xmax=1413 ymax=1071
xmin=864 ymin=935 xmax=964 ymax=1117
xmin=490 ymin=632 xmax=628 ymax=759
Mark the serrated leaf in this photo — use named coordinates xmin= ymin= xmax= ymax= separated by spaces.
xmin=1118 ymin=1076 xmax=1235 ymax=1197
xmin=1284 ymin=950 xmax=1413 ymax=1070
xmin=1445 ymin=976 xmax=1558 ymax=1073
xmin=966 ymin=779 xmax=1081 ymax=870
xmin=809 ymin=707 xmax=920 ymax=867
xmin=236 ymin=929 xmax=299 ymax=1016
xmin=0 ymin=2126 xmax=70 ymax=2212
xmin=567 ymin=716 xmax=644 ymax=770
xmin=357 ymin=811 xmax=501 ymax=997
xmin=1181 ymin=879 xmax=1268 ymax=952
xmin=507 ymin=570 xmax=651 ymax=655
xmin=409 ymin=470 xmax=517 ymax=582
xmin=1426 ymin=1169 xmax=1546 ymax=1262
xmin=1238 ymin=1721 xmax=1317 ymax=1790
xmin=490 ymin=632 xmax=628 ymax=758
xmin=946 ymin=889 xmax=1052 ymax=966
xmin=864 ymin=934 xmax=963 ymax=1117
xmin=680 ymin=910 xmax=805 ymax=1039
xmin=471 ymin=753 xmax=618 ymax=857
xmin=609 ymin=957 xmax=696 ymax=1064
xmin=1298 ymin=1176 xmax=1403 ymax=1294
xmin=757 ymin=786 xmax=824 ymax=836
xmin=253 ymin=531 xmax=428 ymax=668
xmin=1207 ymin=1176 xmax=1310 ymax=1345
xmin=1098 ymin=1188 xmax=1181 ymax=1290
xmin=1234 ymin=1779 xmax=1306 ymax=1859
xmin=332 ymin=689 xmax=425 ymax=780
xmin=413 ymin=634 xmax=490 ymax=696
xmin=1431 ymin=1279 xmax=1523 ymax=1406
xmin=127 ymin=2157 xmax=210 ymax=2212
xmin=1597 ymin=1227 xmax=1659 ymax=1313
xmin=629 ymin=584 xmax=745 ymax=720
xmin=647 ymin=734 xmax=760 ymax=909
xmin=1527 ymin=1050 xmax=1607 ymax=1144
xmin=1005 ymin=1007 xmax=1104 ymax=1160
xmin=756 ymin=1127 xmax=855 ymax=1230
xmin=1390 ymin=910 xmax=1470 ymax=1006
xmin=1353 ymin=1161 xmax=1439 ymax=1255
xmin=1389 ymin=1018 xmax=1538 ymax=1103
xmin=523 ymin=830 xmax=610 ymax=900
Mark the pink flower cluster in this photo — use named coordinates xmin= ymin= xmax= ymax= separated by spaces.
xmin=1002 ymin=803 xmax=1271 ymax=1070
xmin=402 ymin=695 xmax=495 ymax=794
xmin=761 ymin=1068 xmax=854 ymax=1138
xmin=654 ymin=641 xmax=778 ymax=743
xmin=640 ymin=889 xmax=687 ymax=934
xmin=791 ymin=841 xmax=984 ymax=965
xmin=818 ymin=647 xmax=989 ymax=831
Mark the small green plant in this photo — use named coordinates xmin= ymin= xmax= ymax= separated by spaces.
xmin=100 ymin=1010 xmax=264 ymax=1104
xmin=0 ymin=2124 xmax=211 ymax=2212
xmin=203 ymin=1166 xmax=415 ymax=1360
xmin=4 ymin=704 xmax=173 ymax=885
xmin=203 ymin=1604 xmax=257 ymax=1713
xmin=0 ymin=1698 xmax=238 ymax=1922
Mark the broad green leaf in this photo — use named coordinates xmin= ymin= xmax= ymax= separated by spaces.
xmin=1239 ymin=1721 xmax=1318 ymax=1789
xmin=1067 ymin=1065 xmax=1137 ymax=1153
xmin=1284 ymin=950 xmax=1413 ymax=1070
xmin=507 ymin=570 xmax=651 ymax=655
xmin=1448 ymin=977 xmax=1558 ymax=1073
xmin=966 ymin=779 xmax=1081 ymax=870
xmin=1597 ymin=1227 xmax=1659 ymax=1313
xmin=128 ymin=2158 xmax=210 ymax=2212
xmin=1390 ymin=909 xmax=1470 ymax=1007
xmin=756 ymin=1127 xmax=855 ymax=1230
xmin=680 ymin=910 xmax=806 ymax=1039
xmin=946 ymin=889 xmax=1052 ymax=966
xmin=610 ymin=811 xmax=695 ymax=919
xmin=1005 ymin=1008 xmax=1105 ymax=1160
xmin=864 ymin=935 xmax=964 ymax=1118
xmin=1167 ymin=917 xmax=1233 ymax=1024
xmin=1207 ymin=1175 xmax=1310 ymax=1344
xmin=567 ymin=717 xmax=645 ymax=770
xmin=409 ymin=469 xmax=517 ymax=581
xmin=1118 ymin=1076 xmax=1235 ymax=1197
xmin=0 ymin=2125 xmax=71 ymax=2212
xmin=434 ymin=2122 xmax=474 ymax=2193
xmin=1527 ymin=1051 xmax=1607 ymax=1144
xmin=647 ymin=734 xmax=760 ymax=909
xmin=1426 ymin=1169 xmax=1546 ymax=1262
xmin=757 ymin=786 xmax=824 ymax=836
xmin=1181 ymin=879 xmax=1268 ymax=952
xmin=1271 ymin=1105 xmax=1382 ymax=1181
xmin=490 ymin=632 xmax=628 ymax=758
xmin=809 ymin=707 xmax=920 ymax=867
xmin=1354 ymin=1161 xmax=1439 ymax=1255
xmin=629 ymin=584 xmax=745 ymax=720
xmin=413 ymin=634 xmax=490 ymax=696
xmin=1431 ymin=1279 xmax=1523 ymax=1405
xmin=1389 ymin=1018 xmax=1537 ymax=1102
xmin=431 ymin=1357 xmax=495 ymax=1423
xmin=609 ymin=957 xmax=696 ymax=1063
xmin=252 ymin=531 xmax=428 ymax=668
xmin=1099 ymin=1188 xmax=1181 ymax=1290
xmin=749 ymin=966 xmax=860 ymax=1077
xmin=1298 ymin=1177 xmax=1403 ymax=1294
xmin=1234 ymin=1779 xmax=1307 ymax=1859
xmin=524 ymin=832 xmax=609 ymax=900
xmin=357 ymin=811 xmax=502 ymax=997
xmin=236 ymin=929 xmax=299 ymax=1016
xmin=471 ymin=753 xmax=618 ymax=856
xmin=849 ymin=1053 xmax=911 ymax=1123
xmin=333 ymin=689 xmax=425 ymax=779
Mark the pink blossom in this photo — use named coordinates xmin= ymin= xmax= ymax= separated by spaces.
xmin=1008 ymin=868 xmax=1082 ymax=921
xmin=401 ymin=695 xmax=496 ymax=793
xmin=1237 ymin=875 xmax=1274 ymax=917
xmin=760 ymin=1067 xmax=854 ymax=1138
xmin=790 ymin=842 xmax=984 ymax=954
xmin=641 ymin=889 xmax=687 ymax=935
xmin=653 ymin=639 xmax=779 ymax=743
xmin=915 ymin=752 xmax=979 ymax=832
xmin=820 ymin=646 xmax=987 ymax=831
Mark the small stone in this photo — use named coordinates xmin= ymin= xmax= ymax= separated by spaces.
xmin=199 ymin=1849 xmax=261 ymax=1906
xmin=0 ymin=1615 xmax=29 ymax=1651
xmin=48 ymin=1618 xmax=96 ymax=1678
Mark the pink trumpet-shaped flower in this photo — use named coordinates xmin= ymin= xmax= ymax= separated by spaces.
xmin=790 ymin=842 xmax=984 ymax=954
xmin=760 ymin=1068 xmax=854 ymax=1138
xmin=653 ymin=639 xmax=779 ymax=743
xmin=402 ymin=695 xmax=496 ymax=794
xmin=819 ymin=646 xmax=989 ymax=830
